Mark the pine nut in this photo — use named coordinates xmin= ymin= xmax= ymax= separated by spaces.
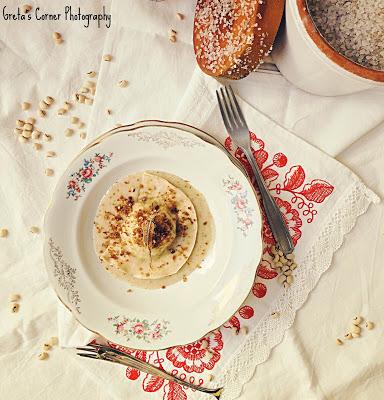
xmin=275 ymin=262 xmax=283 ymax=268
xmin=43 ymin=134 xmax=52 ymax=142
xmin=63 ymin=101 xmax=72 ymax=111
xmin=30 ymin=226 xmax=39 ymax=234
xmin=118 ymin=80 xmax=128 ymax=88
xmin=21 ymin=4 xmax=32 ymax=13
xmin=286 ymin=275 xmax=294 ymax=284
xmin=45 ymin=168 xmax=54 ymax=177
xmin=57 ymin=108 xmax=66 ymax=115
xmin=282 ymin=265 xmax=290 ymax=272
xmin=14 ymin=128 xmax=22 ymax=135
xmin=278 ymin=275 xmax=286 ymax=284
xmin=352 ymin=332 xmax=360 ymax=338
xmin=65 ymin=128 xmax=74 ymax=137
xmin=176 ymin=12 xmax=184 ymax=20
xmin=239 ymin=326 xmax=249 ymax=335
xmin=290 ymin=263 xmax=298 ymax=270
xmin=271 ymin=311 xmax=280 ymax=318
xmin=9 ymin=294 xmax=20 ymax=302
xmin=106 ymin=109 xmax=112 ymax=115
xmin=26 ymin=117 xmax=35 ymax=124
xmin=49 ymin=336 xmax=58 ymax=346
xmin=31 ymin=130 xmax=41 ymax=140
xmin=103 ymin=54 xmax=112 ymax=61
xmin=77 ymin=122 xmax=85 ymax=129
xmin=344 ymin=333 xmax=353 ymax=340
xmin=84 ymin=98 xmax=93 ymax=105
xmin=70 ymin=116 xmax=79 ymax=124
xmin=79 ymin=132 xmax=87 ymax=139
xmin=284 ymin=270 xmax=292 ymax=276
xmin=23 ymin=123 xmax=33 ymax=131
xmin=90 ymin=87 xmax=96 ymax=95
xmin=19 ymin=135 xmax=28 ymax=143
xmin=11 ymin=302 xmax=19 ymax=313
xmin=169 ymin=35 xmax=176 ymax=43
xmin=283 ymin=281 xmax=290 ymax=289
xmin=208 ymin=374 xmax=214 ymax=382
xmin=16 ymin=119 xmax=24 ymax=127
xmin=44 ymin=96 xmax=54 ymax=105
xmin=278 ymin=250 xmax=284 ymax=256
xmin=75 ymin=94 xmax=86 ymax=103
xmin=52 ymin=32 xmax=61 ymax=40
xmin=21 ymin=102 xmax=30 ymax=111
xmin=0 ymin=228 xmax=9 ymax=237
xmin=38 ymin=110 xmax=46 ymax=118
xmin=352 ymin=316 xmax=363 ymax=325
xmin=46 ymin=151 xmax=56 ymax=158
xmin=38 ymin=352 xmax=48 ymax=360
xmin=336 ymin=338 xmax=343 ymax=345
xmin=286 ymin=253 xmax=295 ymax=260
xmin=54 ymin=37 xmax=64 ymax=45
xmin=33 ymin=143 xmax=42 ymax=151
xmin=365 ymin=321 xmax=374 ymax=330
xmin=80 ymin=87 xmax=89 ymax=94
xmin=86 ymin=71 xmax=97 ymax=77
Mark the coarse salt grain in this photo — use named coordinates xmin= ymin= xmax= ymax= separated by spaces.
xmin=307 ymin=0 xmax=384 ymax=70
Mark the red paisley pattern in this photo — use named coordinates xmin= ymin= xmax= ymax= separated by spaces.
xmin=104 ymin=130 xmax=335 ymax=400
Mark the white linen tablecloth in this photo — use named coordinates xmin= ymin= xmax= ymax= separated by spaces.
xmin=1 ymin=1 xmax=384 ymax=399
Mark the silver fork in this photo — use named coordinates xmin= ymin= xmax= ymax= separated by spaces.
xmin=216 ymin=86 xmax=294 ymax=255
xmin=77 ymin=343 xmax=223 ymax=399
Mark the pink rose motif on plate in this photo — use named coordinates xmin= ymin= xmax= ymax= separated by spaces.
xmin=66 ymin=152 xmax=113 ymax=201
xmin=223 ymin=175 xmax=255 ymax=236
xmin=107 ymin=316 xmax=170 ymax=343
xmin=81 ymin=167 xmax=94 ymax=179
xmin=133 ymin=322 xmax=145 ymax=335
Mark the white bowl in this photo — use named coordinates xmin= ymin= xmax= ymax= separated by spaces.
xmin=273 ymin=0 xmax=384 ymax=96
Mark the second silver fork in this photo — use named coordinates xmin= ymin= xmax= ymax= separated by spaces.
xmin=216 ymin=86 xmax=294 ymax=255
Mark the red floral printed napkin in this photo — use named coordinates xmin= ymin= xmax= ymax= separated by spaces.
xmin=59 ymin=69 xmax=379 ymax=400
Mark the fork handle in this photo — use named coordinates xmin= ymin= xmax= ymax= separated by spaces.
xmin=242 ymin=147 xmax=294 ymax=255
xmin=104 ymin=352 xmax=223 ymax=398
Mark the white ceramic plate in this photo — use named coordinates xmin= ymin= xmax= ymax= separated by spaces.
xmin=44 ymin=123 xmax=262 ymax=350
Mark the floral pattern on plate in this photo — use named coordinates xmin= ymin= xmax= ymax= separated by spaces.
xmin=130 ymin=131 xmax=204 ymax=150
xmin=223 ymin=175 xmax=254 ymax=236
xmin=108 ymin=316 xmax=171 ymax=343
xmin=66 ymin=152 xmax=113 ymax=200
xmin=48 ymin=238 xmax=81 ymax=313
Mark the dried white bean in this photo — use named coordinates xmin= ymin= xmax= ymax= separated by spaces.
xmin=39 ymin=100 xmax=49 ymax=110
xmin=49 ymin=336 xmax=58 ymax=346
xmin=86 ymin=71 xmax=97 ymax=78
xmin=352 ymin=316 xmax=363 ymax=325
xmin=21 ymin=4 xmax=32 ymax=13
xmin=21 ymin=102 xmax=30 ymax=111
xmin=0 ymin=228 xmax=9 ymax=237
xmin=44 ymin=96 xmax=54 ymax=105
xmin=118 ymin=80 xmax=128 ymax=88
xmin=30 ymin=226 xmax=39 ymax=234
xmin=65 ymin=128 xmax=74 ymax=137
xmin=38 ymin=352 xmax=48 ymax=360
xmin=31 ymin=130 xmax=41 ymax=140
xmin=365 ymin=321 xmax=374 ymax=330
